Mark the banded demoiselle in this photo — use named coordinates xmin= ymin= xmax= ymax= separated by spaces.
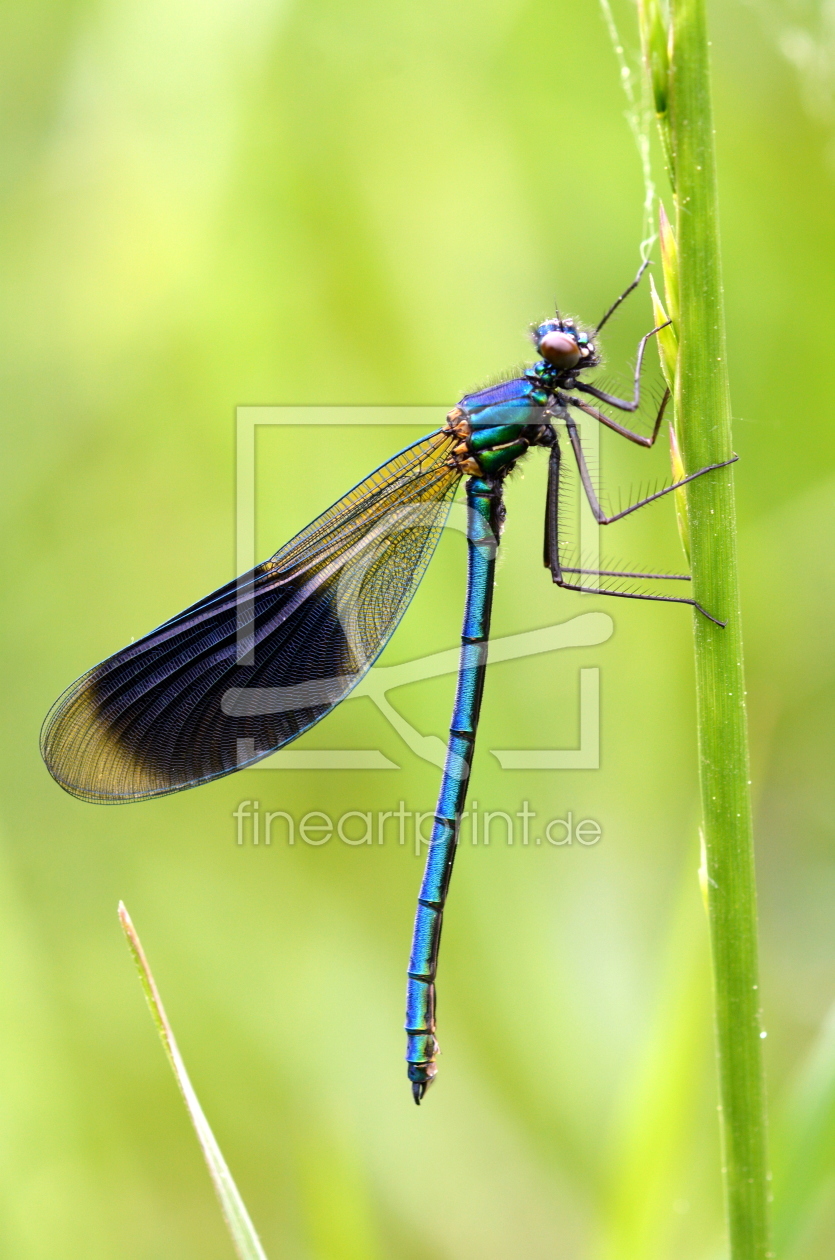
xmin=41 ymin=264 xmax=736 ymax=1101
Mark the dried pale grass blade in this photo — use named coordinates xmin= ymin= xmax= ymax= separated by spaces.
xmin=118 ymin=902 xmax=269 ymax=1260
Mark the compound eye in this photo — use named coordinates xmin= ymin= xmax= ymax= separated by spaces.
xmin=538 ymin=330 xmax=581 ymax=369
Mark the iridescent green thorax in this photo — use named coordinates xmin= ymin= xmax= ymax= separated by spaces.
xmin=444 ymin=388 xmax=551 ymax=479
xmin=525 ymin=363 xmax=559 ymax=403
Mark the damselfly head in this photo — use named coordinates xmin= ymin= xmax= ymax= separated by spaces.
xmin=536 ymin=317 xmax=594 ymax=370
xmin=535 ymin=319 xmax=583 ymax=369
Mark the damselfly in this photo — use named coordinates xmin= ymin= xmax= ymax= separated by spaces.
xmin=42 ymin=264 xmax=735 ymax=1101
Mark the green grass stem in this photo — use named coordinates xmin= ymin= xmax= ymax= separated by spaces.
xmin=663 ymin=2 xmax=772 ymax=1255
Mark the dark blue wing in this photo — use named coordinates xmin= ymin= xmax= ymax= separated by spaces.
xmin=42 ymin=430 xmax=460 ymax=802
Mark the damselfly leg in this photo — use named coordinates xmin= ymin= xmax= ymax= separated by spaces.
xmin=594 ymin=258 xmax=651 ymax=333
xmin=574 ymin=322 xmax=673 ymax=425
xmin=542 ymin=435 xmax=736 ymax=627
xmin=568 ymin=388 xmax=670 ymax=450
xmin=563 ymin=413 xmax=738 ymax=526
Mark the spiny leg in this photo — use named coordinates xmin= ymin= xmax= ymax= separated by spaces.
xmin=562 ymin=567 xmax=690 ymax=581
xmin=573 ymin=319 xmax=671 ymax=422
xmin=554 ymin=576 xmax=726 ymax=627
xmin=539 ymin=441 xmax=679 ymax=579
xmin=543 ymin=432 xmax=727 ymax=627
xmin=595 ymin=259 xmax=651 ymax=333
xmin=567 ymin=390 xmax=669 ymax=449
xmin=542 ymin=439 xmax=561 ymax=570
xmin=564 ymin=413 xmax=738 ymax=526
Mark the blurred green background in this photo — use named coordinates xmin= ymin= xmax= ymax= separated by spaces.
xmin=3 ymin=0 xmax=835 ymax=1256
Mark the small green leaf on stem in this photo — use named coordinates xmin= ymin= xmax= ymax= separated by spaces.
xmin=649 ymin=276 xmax=678 ymax=391
xmin=650 ymin=268 xmax=688 ymax=562
xmin=658 ymin=201 xmax=680 ymax=327
xmin=638 ymin=0 xmax=670 ymax=117
xmin=639 ymin=0 xmax=676 ymax=187
xmin=668 ymin=409 xmax=691 ymax=564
